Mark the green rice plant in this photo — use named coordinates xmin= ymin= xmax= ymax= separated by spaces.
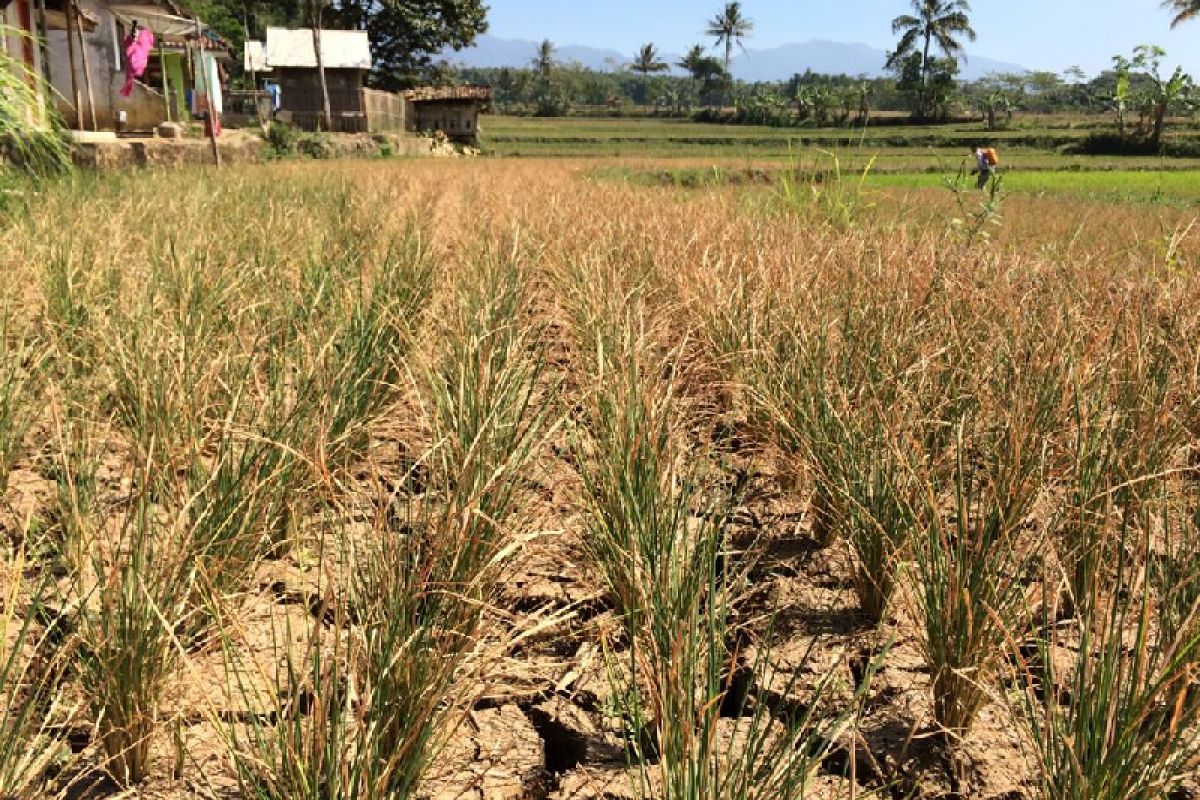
xmin=39 ymin=412 xmax=102 ymax=575
xmin=175 ymin=420 xmax=308 ymax=642
xmin=1054 ymin=328 xmax=1182 ymax=616
xmin=0 ymin=25 xmax=72 ymax=175
xmin=230 ymin=569 xmax=365 ymax=800
xmin=748 ymin=320 xmax=843 ymax=545
xmin=750 ymin=277 xmax=928 ymax=552
xmin=1017 ymin=501 xmax=1200 ymax=800
xmin=228 ymin=253 xmax=548 ymax=800
xmin=0 ymin=314 xmax=42 ymax=496
xmin=41 ymin=247 xmax=100 ymax=371
xmin=909 ymin=423 xmax=1033 ymax=737
xmin=906 ymin=332 xmax=1066 ymax=737
xmin=577 ymin=320 xmax=871 ymax=800
xmin=1149 ymin=491 xmax=1200 ymax=648
xmin=0 ymin=546 xmax=76 ymax=798
xmin=73 ymin=484 xmax=192 ymax=787
xmin=834 ymin=412 xmax=921 ymax=622
xmin=302 ymin=229 xmax=433 ymax=476
xmin=101 ymin=276 xmax=243 ymax=473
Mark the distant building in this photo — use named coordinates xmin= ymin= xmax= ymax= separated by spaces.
xmin=403 ymin=86 xmax=491 ymax=145
xmin=256 ymin=27 xmax=374 ymax=132
xmin=243 ymin=29 xmax=489 ymax=141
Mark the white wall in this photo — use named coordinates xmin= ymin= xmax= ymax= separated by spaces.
xmin=47 ymin=0 xmax=166 ymax=131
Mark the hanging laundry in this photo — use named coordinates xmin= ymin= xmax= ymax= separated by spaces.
xmin=119 ymin=24 xmax=156 ymax=97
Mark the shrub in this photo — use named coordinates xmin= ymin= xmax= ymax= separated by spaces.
xmin=263 ymin=121 xmax=297 ymax=156
xmin=1068 ymin=131 xmax=1200 ymax=158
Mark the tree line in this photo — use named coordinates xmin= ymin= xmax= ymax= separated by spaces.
xmin=436 ymin=0 xmax=1198 ymax=151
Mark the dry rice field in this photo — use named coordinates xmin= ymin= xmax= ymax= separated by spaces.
xmin=1 ymin=159 xmax=1200 ymax=800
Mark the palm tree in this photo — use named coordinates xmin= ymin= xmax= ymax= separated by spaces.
xmin=706 ymin=2 xmax=753 ymax=69
xmin=630 ymin=43 xmax=668 ymax=106
xmin=1162 ymin=0 xmax=1200 ymax=26
xmin=678 ymin=45 xmax=707 ymax=79
xmin=678 ymin=45 xmax=706 ymax=108
xmin=886 ymin=0 xmax=975 ymax=118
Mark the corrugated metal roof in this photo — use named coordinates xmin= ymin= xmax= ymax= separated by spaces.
xmin=264 ymin=27 xmax=371 ymax=70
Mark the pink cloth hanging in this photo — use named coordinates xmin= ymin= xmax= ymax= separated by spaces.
xmin=119 ymin=28 xmax=156 ymax=97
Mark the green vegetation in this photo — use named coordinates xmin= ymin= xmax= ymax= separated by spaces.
xmin=481 ymin=114 xmax=1200 ymax=157
xmin=0 ymin=25 xmax=71 ymax=174
xmin=477 ymin=113 xmax=1200 ymax=204
xmin=886 ymin=0 xmax=976 ymax=120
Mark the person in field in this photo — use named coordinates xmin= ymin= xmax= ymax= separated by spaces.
xmin=971 ymin=146 xmax=994 ymax=190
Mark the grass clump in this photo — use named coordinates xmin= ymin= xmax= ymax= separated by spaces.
xmin=0 ymin=315 xmax=42 ymax=495
xmin=72 ymin=486 xmax=193 ymax=787
xmin=909 ymin=347 xmax=1063 ymax=738
xmin=576 ymin=309 xmax=868 ymax=799
xmin=1019 ymin=499 xmax=1200 ymax=800
xmin=227 ymin=254 xmax=550 ymax=800
xmin=0 ymin=548 xmax=76 ymax=798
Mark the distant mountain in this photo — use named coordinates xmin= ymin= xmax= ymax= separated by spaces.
xmin=441 ymin=35 xmax=633 ymax=72
xmin=441 ymin=34 xmax=1026 ymax=81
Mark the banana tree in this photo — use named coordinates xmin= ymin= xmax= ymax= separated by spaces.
xmin=1131 ymin=45 xmax=1195 ymax=149
xmin=978 ymin=89 xmax=1017 ymax=130
xmin=855 ymin=81 xmax=874 ymax=125
xmin=1109 ymin=55 xmax=1132 ymax=139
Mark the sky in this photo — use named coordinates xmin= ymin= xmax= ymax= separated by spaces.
xmin=484 ymin=0 xmax=1200 ymax=78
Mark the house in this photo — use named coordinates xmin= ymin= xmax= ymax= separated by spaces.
xmin=41 ymin=0 xmax=229 ymax=132
xmin=256 ymin=27 xmax=374 ymax=133
xmin=1 ymin=0 xmax=54 ymax=129
xmin=403 ymin=86 xmax=491 ymax=145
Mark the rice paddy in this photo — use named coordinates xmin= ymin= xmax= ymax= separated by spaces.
xmin=1 ymin=151 xmax=1199 ymax=800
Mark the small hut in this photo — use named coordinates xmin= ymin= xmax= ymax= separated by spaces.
xmin=259 ymin=27 xmax=371 ymax=132
xmin=402 ymin=86 xmax=491 ymax=145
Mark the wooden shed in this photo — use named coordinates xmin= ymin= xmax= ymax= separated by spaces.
xmin=402 ymin=86 xmax=491 ymax=145
xmin=260 ymin=26 xmax=373 ymax=133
